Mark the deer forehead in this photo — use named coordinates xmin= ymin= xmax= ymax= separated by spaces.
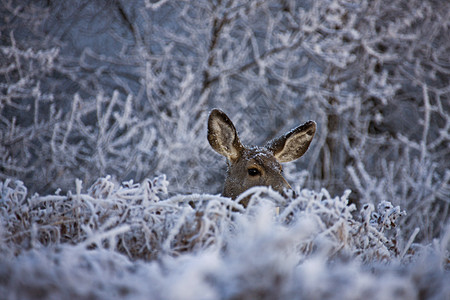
xmin=235 ymin=146 xmax=282 ymax=172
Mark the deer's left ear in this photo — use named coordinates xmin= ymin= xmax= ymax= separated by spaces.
xmin=266 ymin=121 xmax=316 ymax=163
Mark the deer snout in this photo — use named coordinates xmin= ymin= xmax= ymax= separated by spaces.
xmin=273 ymin=176 xmax=293 ymax=198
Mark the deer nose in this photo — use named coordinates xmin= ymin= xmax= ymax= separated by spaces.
xmin=276 ymin=177 xmax=293 ymax=198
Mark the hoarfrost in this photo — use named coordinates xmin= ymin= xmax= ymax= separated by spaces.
xmin=0 ymin=0 xmax=449 ymax=298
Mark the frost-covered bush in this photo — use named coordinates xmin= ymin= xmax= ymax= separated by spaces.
xmin=0 ymin=176 xmax=231 ymax=259
xmin=0 ymin=178 xmax=449 ymax=299
xmin=0 ymin=176 xmax=415 ymax=262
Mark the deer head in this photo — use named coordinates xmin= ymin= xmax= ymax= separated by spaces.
xmin=207 ymin=109 xmax=316 ymax=207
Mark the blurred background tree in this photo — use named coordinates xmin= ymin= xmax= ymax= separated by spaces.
xmin=1 ymin=0 xmax=448 ymax=241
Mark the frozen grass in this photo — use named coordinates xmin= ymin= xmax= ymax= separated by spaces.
xmin=1 ymin=177 xmax=448 ymax=299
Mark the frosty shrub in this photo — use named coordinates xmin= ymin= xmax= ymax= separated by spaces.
xmin=1 ymin=0 xmax=448 ymax=244
xmin=0 ymin=177 xmax=449 ymax=299
xmin=0 ymin=177 xmax=405 ymax=261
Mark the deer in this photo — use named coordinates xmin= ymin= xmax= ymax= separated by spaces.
xmin=207 ymin=108 xmax=316 ymax=207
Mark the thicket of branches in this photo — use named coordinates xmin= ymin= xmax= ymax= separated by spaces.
xmin=1 ymin=0 xmax=449 ymax=244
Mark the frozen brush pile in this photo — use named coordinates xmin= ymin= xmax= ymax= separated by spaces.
xmin=0 ymin=177 xmax=448 ymax=300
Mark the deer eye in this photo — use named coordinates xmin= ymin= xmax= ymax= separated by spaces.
xmin=248 ymin=168 xmax=261 ymax=176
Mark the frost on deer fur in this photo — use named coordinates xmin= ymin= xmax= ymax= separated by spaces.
xmin=1 ymin=178 xmax=449 ymax=299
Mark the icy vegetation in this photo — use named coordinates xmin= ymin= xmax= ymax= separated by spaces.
xmin=1 ymin=177 xmax=448 ymax=299
xmin=0 ymin=0 xmax=449 ymax=298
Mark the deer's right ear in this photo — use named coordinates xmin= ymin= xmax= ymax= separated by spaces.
xmin=208 ymin=109 xmax=243 ymax=161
